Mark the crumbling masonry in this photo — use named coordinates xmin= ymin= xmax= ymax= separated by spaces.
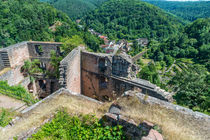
xmin=0 ymin=41 xmax=62 ymax=98
xmin=0 ymin=41 xmax=171 ymax=101
xmin=59 ymin=47 xmax=171 ymax=101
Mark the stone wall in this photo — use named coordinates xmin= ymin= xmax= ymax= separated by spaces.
xmin=0 ymin=54 xmax=4 ymax=70
xmin=0 ymin=66 xmax=25 ymax=86
xmin=0 ymin=42 xmax=30 ymax=68
xmin=80 ymin=51 xmax=170 ymax=101
xmin=27 ymin=41 xmax=62 ymax=64
xmin=81 ymin=52 xmax=117 ymax=101
xmin=59 ymin=47 xmax=81 ymax=94
xmin=0 ymin=41 xmax=62 ymax=97
xmin=0 ymin=41 xmax=62 ymax=71
xmin=120 ymin=91 xmax=210 ymax=140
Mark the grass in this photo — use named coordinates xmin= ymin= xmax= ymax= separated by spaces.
xmin=141 ymin=59 xmax=152 ymax=65
xmin=0 ymin=81 xmax=37 ymax=105
xmin=0 ymin=108 xmax=16 ymax=127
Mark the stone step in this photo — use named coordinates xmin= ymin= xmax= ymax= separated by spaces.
xmin=1 ymin=54 xmax=9 ymax=56
xmin=14 ymin=104 xmax=28 ymax=112
xmin=2 ymin=58 xmax=9 ymax=60
xmin=0 ymin=52 xmax=8 ymax=54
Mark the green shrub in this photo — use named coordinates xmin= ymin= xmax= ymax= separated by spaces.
xmin=0 ymin=108 xmax=14 ymax=127
xmin=30 ymin=111 xmax=126 ymax=140
xmin=0 ymin=81 xmax=36 ymax=105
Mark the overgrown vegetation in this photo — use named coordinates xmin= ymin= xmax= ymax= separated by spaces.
xmin=0 ymin=108 xmax=15 ymax=127
xmin=21 ymin=59 xmax=43 ymax=81
xmin=30 ymin=110 xmax=125 ymax=140
xmin=0 ymin=81 xmax=36 ymax=105
xmin=83 ymin=0 xmax=182 ymax=40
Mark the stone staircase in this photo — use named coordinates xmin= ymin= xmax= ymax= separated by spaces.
xmin=13 ymin=104 xmax=28 ymax=113
xmin=0 ymin=51 xmax=11 ymax=67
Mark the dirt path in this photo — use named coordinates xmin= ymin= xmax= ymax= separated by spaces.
xmin=0 ymin=94 xmax=25 ymax=110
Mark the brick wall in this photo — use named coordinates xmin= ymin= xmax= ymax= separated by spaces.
xmin=81 ymin=52 xmax=135 ymax=101
xmin=27 ymin=41 xmax=61 ymax=64
xmin=81 ymin=52 xmax=114 ymax=100
xmin=1 ymin=42 xmax=29 ymax=68
xmin=60 ymin=47 xmax=81 ymax=94
xmin=80 ymin=51 xmax=170 ymax=101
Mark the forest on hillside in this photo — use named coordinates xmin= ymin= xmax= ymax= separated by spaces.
xmin=41 ymin=0 xmax=107 ymax=19
xmin=144 ymin=1 xmax=210 ymax=22
xmin=83 ymin=0 xmax=182 ymax=40
xmin=137 ymin=18 xmax=210 ymax=114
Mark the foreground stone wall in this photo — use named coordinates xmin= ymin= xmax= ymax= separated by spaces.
xmin=119 ymin=91 xmax=210 ymax=140
xmin=59 ymin=47 xmax=81 ymax=94
xmin=1 ymin=88 xmax=208 ymax=140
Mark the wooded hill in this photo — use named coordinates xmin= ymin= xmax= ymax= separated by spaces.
xmin=41 ymin=0 xmax=107 ymax=20
xmin=82 ymin=0 xmax=183 ymax=40
xmin=144 ymin=1 xmax=210 ymax=23
xmin=148 ymin=18 xmax=210 ymax=70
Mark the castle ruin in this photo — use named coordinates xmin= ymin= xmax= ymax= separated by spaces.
xmin=0 ymin=41 xmax=171 ymax=100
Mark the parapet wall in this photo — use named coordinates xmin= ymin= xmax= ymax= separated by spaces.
xmin=119 ymin=91 xmax=210 ymax=140
xmin=59 ymin=47 xmax=81 ymax=94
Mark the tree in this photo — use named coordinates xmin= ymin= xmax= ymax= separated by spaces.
xmin=61 ymin=35 xmax=84 ymax=56
xmin=21 ymin=59 xmax=43 ymax=81
xmin=50 ymin=50 xmax=63 ymax=78
xmin=170 ymin=65 xmax=209 ymax=112
xmin=138 ymin=63 xmax=161 ymax=86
